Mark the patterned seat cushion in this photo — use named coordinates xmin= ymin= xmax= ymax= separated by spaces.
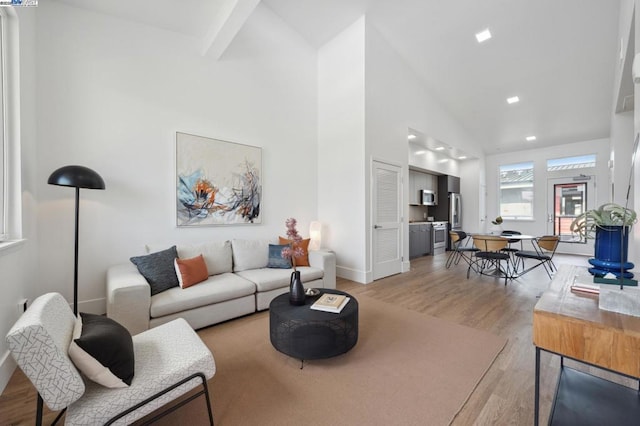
xmin=66 ymin=317 xmax=216 ymax=425
xmin=5 ymin=293 xmax=85 ymax=411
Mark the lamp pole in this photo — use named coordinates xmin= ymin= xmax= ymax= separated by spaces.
xmin=73 ymin=187 xmax=80 ymax=316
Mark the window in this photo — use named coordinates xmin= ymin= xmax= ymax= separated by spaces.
xmin=499 ymin=162 xmax=534 ymax=220
xmin=0 ymin=14 xmax=6 ymax=239
xmin=0 ymin=8 xmax=22 ymax=244
xmin=547 ymin=154 xmax=596 ymax=171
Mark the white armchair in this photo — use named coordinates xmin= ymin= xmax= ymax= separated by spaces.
xmin=5 ymin=292 xmax=216 ymax=425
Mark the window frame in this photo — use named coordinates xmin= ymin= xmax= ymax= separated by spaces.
xmin=0 ymin=7 xmax=23 ymax=248
xmin=498 ymin=161 xmax=535 ymax=221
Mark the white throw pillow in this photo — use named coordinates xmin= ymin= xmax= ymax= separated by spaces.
xmin=146 ymin=241 xmax=233 ymax=276
xmin=177 ymin=241 xmax=232 ymax=276
xmin=231 ymin=239 xmax=270 ymax=272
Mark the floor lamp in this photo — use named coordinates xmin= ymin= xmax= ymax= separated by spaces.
xmin=48 ymin=165 xmax=105 ymax=316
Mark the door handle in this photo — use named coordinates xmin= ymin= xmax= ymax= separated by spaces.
xmin=374 ymin=225 xmax=382 ymax=229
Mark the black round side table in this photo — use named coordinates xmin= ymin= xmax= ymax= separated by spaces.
xmin=269 ymin=289 xmax=358 ymax=362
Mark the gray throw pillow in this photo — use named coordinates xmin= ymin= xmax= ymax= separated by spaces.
xmin=130 ymin=245 xmax=179 ymax=295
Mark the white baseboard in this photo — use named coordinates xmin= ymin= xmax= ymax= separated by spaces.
xmin=402 ymin=260 xmax=411 ymax=272
xmin=0 ymin=349 xmax=16 ymax=395
xmin=336 ymin=266 xmax=369 ymax=284
xmin=77 ymin=297 xmax=106 ymax=315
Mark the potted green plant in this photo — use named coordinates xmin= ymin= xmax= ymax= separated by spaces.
xmin=570 ymin=203 xmax=637 ymax=278
xmin=570 ymin=203 xmax=637 ymax=238
xmin=489 ymin=216 xmax=503 ymax=235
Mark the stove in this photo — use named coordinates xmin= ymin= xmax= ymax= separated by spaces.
xmin=431 ymin=222 xmax=447 ymax=255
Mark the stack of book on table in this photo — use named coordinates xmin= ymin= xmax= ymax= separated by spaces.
xmin=571 ymin=281 xmax=600 ymax=295
xmin=310 ymin=293 xmax=350 ymax=313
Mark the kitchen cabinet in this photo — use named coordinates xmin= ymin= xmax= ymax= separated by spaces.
xmin=438 ymin=175 xmax=460 ymax=194
xmin=409 ymin=171 xmax=438 ymax=205
xmin=409 ymin=171 xmax=418 ymax=205
xmin=409 ymin=223 xmax=432 ymax=258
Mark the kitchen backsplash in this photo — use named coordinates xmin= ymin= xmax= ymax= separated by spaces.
xmin=409 ymin=205 xmax=435 ymax=222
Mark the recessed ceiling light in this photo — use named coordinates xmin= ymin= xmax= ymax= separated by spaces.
xmin=408 ymin=134 xmax=416 ymax=140
xmin=475 ymin=29 xmax=492 ymax=43
xmin=435 ymin=146 xmax=445 ymax=151
xmin=458 ymin=156 xmax=467 ymax=160
xmin=507 ymin=96 xmax=520 ymax=104
xmin=526 ymin=136 xmax=537 ymax=142
xmin=438 ymin=159 xmax=449 ymax=164
xmin=415 ymin=150 xmax=426 ymax=155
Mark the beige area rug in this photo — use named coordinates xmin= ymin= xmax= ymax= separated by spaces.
xmin=156 ymin=295 xmax=506 ymax=426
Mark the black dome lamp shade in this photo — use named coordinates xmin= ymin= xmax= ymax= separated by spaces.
xmin=47 ymin=165 xmax=105 ymax=189
xmin=48 ymin=165 xmax=105 ymax=315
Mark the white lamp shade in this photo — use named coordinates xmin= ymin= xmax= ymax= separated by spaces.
xmin=309 ymin=221 xmax=322 ymax=250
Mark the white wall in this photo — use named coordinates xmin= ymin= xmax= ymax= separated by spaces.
xmin=485 ymin=138 xmax=611 ymax=255
xmin=317 ymin=17 xmax=366 ymax=282
xmin=364 ymin=21 xmax=484 ymax=271
xmin=459 ymin=158 xmax=485 ymax=233
xmin=0 ymin=7 xmax=38 ymax=393
xmin=610 ymin=0 xmax=635 ymax=209
xmin=34 ymin=2 xmax=318 ymax=312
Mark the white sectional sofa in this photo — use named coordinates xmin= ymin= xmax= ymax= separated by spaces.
xmin=106 ymin=239 xmax=336 ymax=335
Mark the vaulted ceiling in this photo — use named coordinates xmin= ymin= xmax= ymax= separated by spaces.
xmin=54 ymin=0 xmax=625 ymax=155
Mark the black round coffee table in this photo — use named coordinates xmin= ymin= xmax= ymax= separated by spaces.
xmin=269 ymin=289 xmax=358 ymax=362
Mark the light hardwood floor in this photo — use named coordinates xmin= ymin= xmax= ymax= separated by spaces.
xmin=339 ymin=251 xmax=577 ymax=425
xmin=0 ymin=252 xmax=604 ymax=425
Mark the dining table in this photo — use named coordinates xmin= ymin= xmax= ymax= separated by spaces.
xmin=469 ymin=233 xmax=537 ymax=278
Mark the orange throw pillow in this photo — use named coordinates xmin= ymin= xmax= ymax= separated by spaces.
xmin=174 ymin=254 xmax=209 ymax=288
xmin=278 ymin=237 xmax=310 ymax=267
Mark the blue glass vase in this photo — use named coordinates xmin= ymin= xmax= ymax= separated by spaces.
xmin=589 ymin=226 xmax=634 ymax=278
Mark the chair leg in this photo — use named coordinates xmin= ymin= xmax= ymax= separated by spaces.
xmin=106 ymin=372 xmax=214 ymax=426
xmin=446 ymin=250 xmax=456 ymax=268
xmin=541 ymin=261 xmax=553 ymax=279
xmin=202 ymin=377 xmax=214 ymax=426
xmin=36 ymin=393 xmax=43 ymax=426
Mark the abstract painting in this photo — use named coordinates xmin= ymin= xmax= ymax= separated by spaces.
xmin=176 ymin=132 xmax=261 ymax=226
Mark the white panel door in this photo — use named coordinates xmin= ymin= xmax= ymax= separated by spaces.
xmin=373 ymin=161 xmax=402 ymax=280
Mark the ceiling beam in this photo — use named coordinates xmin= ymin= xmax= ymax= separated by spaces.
xmin=201 ymin=0 xmax=261 ymax=59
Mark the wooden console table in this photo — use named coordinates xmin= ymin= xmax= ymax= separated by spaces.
xmin=533 ymin=265 xmax=640 ymax=425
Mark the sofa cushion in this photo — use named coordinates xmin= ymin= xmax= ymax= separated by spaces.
xmin=279 ymin=237 xmax=311 ymax=267
xmin=174 ymin=255 xmax=209 ymax=288
xmin=130 ymin=246 xmax=179 ymax=296
xmin=235 ymin=266 xmax=323 ymax=292
xmin=267 ymin=244 xmax=292 ymax=269
xmin=231 ymin=239 xmax=270 ymax=272
xmin=150 ymin=273 xmax=256 ymax=318
xmin=147 ymin=241 xmax=233 ymax=276
xmin=68 ymin=313 xmax=134 ymax=388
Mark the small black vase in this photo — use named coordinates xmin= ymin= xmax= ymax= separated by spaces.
xmin=289 ymin=271 xmax=306 ymax=305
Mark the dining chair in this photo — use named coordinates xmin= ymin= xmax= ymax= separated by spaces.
xmin=501 ymin=230 xmax=523 ymax=270
xmin=446 ymin=231 xmax=479 ymax=268
xmin=467 ymin=235 xmax=513 ymax=286
xmin=514 ymin=235 xmax=560 ymax=278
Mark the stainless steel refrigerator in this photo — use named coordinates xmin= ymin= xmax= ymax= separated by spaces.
xmin=447 ymin=193 xmax=462 ymax=249
xmin=449 ymin=193 xmax=461 ymax=229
